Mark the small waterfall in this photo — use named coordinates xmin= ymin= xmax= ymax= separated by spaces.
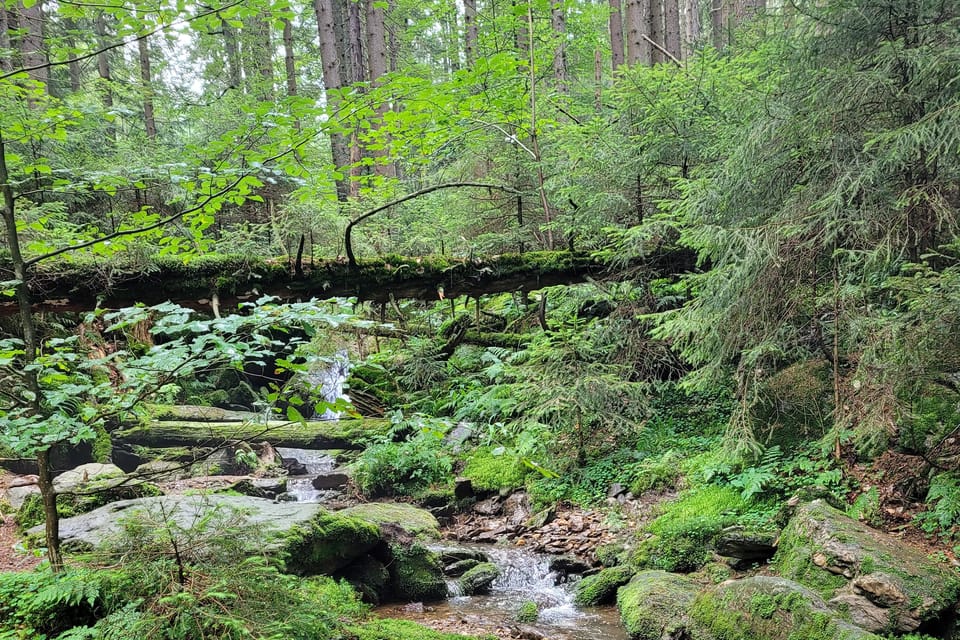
xmin=423 ymin=544 xmax=629 ymax=640
xmin=277 ymin=447 xmax=338 ymax=503
xmin=302 ymin=349 xmax=351 ymax=421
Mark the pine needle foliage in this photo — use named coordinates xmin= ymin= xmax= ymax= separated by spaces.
xmin=644 ymin=0 xmax=960 ymax=457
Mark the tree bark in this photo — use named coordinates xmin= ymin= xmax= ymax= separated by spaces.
xmin=624 ymin=0 xmax=651 ymax=65
xmin=314 ymin=0 xmax=351 ymax=201
xmin=365 ymin=0 xmax=395 ymax=179
xmin=0 ymin=128 xmax=62 ymax=570
xmin=93 ymin=15 xmax=115 ymax=142
xmin=64 ymin=19 xmax=81 ymax=93
xmin=282 ymin=18 xmax=300 ymax=131
xmin=0 ymin=8 xmax=12 ymax=73
xmin=137 ymin=31 xmax=157 ymax=140
xmin=682 ymin=0 xmax=701 ymax=58
xmin=649 ymin=0 xmax=664 ymax=64
xmin=608 ymin=0 xmax=626 ymax=70
xmin=17 ymin=0 xmax=47 ymax=88
xmin=550 ymin=0 xmax=567 ymax=93
xmin=464 ymin=0 xmax=478 ymax=66
xmin=221 ymin=15 xmax=242 ymax=89
xmin=711 ymin=0 xmax=726 ymax=49
xmin=664 ymin=0 xmax=681 ymax=61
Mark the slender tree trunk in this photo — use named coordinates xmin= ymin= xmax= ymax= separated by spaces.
xmin=64 ymin=19 xmax=81 ymax=93
xmin=624 ymin=0 xmax=651 ymax=65
xmin=366 ymin=0 xmax=395 ymax=179
xmin=314 ymin=0 xmax=351 ymax=201
xmin=464 ymin=0 xmax=478 ymax=67
xmin=649 ymin=0 xmax=664 ymax=64
xmin=1 ymin=7 xmax=15 ymax=73
xmin=387 ymin=0 xmax=398 ymax=73
xmin=594 ymin=48 xmax=603 ymax=111
xmin=682 ymin=0 xmax=701 ymax=58
xmin=282 ymin=18 xmax=300 ymax=131
xmin=550 ymin=0 xmax=567 ymax=94
xmin=664 ymin=0 xmax=681 ymax=60
xmin=221 ymin=16 xmax=242 ymax=88
xmin=137 ymin=32 xmax=157 ymax=140
xmin=711 ymin=0 xmax=726 ymax=49
xmin=608 ymin=0 xmax=625 ymax=70
xmin=93 ymin=15 xmax=115 ymax=143
xmin=17 ymin=0 xmax=47 ymax=88
xmin=0 ymin=129 xmax=62 ymax=571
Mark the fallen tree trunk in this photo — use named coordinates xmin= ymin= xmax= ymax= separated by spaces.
xmin=113 ymin=418 xmax=390 ymax=450
xmin=0 ymin=249 xmax=695 ymax=315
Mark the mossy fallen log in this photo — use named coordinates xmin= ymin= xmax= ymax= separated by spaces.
xmin=113 ymin=418 xmax=390 ymax=450
xmin=144 ymin=404 xmax=262 ymax=423
xmin=0 ymin=249 xmax=696 ymax=314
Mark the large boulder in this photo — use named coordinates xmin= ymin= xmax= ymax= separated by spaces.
xmin=52 ymin=463 xmax=124 ymax=493
xmin=616 ymin=570 xmax=709 ymax=640
xmin=692 ymin=576 xmax=880 ymax=640
xmin=338 ymin=502 xmax=440 ymax=540
xmin=775 ymin=500 xmax=960 ymax=632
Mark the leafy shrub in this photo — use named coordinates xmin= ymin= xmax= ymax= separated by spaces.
xmin=461 ymin=447 xmax=529 ymax=492
xmin=629 ymin=450 xmax=683 ymax=495
xmin=352 ymin=416 xmax=454 ymax=497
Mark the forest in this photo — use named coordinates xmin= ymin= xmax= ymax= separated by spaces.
xmin=1 ymin=0 xmax=960 ymax=639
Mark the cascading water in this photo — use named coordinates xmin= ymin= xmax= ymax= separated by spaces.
xmin=412 ymin=543 xmax=630 ymax=640
xmin=301 ymin=349 xmax=351 ymax=420
xmin=276 ymin=447 xmax=339 ymax=503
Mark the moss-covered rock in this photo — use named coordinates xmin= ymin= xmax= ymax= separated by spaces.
xmin=348 ymin=618 xmax=485 ymax=640
xmin=283 ymin=511 xmax=381 ymax=576
xmin=16 ymin=475 xmax=162 ymax=531
xmin=774 ymin=500 xmax=960 ymax=632
xmin=574 ymin=565 xmax=634 ymax=606
xmin=458 ymin=562 xmax=500 ymax=596
xmin=616 ymin=570 xmax=709 ymax=640
xmin=691 ymin=576 xmax=881 ymax=640
xmin=516 ymin=601 xmax=538 ymax=623
xmin=387 ymin=543 xmax=448 ymax=602
xmin=339 ymin=502 xmax=440 ymax=540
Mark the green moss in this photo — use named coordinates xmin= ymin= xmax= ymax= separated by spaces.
xmin=461 ymin=447 xmax=529 ymax=493
xmin=458 ymin=562 xmax=500 ymax=596
xmin=516 ymin=601 xmax=539 ymax=623
xmin=616 ymin=571 xmax=703 ymax=640
xmin=691 ymin=578 xmax=880 ymax=640
xmin=574 ymin=565 xmax=634 ymax=606
xmin=388 ymin=543 xmax=447 ymax=602
xmin=339 ymin=502 xmax=441 ymax=539
xmin=281 ymin=511 xmax=381 ymax=576
xmin=91 ymin=424 xmax=113 ymax=463
xmin=349 ymin=618 xmax=493 ymax=640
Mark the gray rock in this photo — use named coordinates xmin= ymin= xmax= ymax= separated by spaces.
xmin=228 ymin=477 xmax=287 ymax=499
xmin=30 ymin=494 xmax=323 ymax=550
xmin=53 ymin=463 xmax=124 ymax=493
xmin=502 ymin=491 xmax=531 ymax=526
xmin=524 ymin=507 xmax=555 ymax=529
xmin=4 ymin=482 xmax=40 ymax=509
xmin=312 ymin=469 xmax=351 ymax=490
xmin=134 ymin=460 xmax=192 ymax=482
xmin=776 ymin=500 xmax=958 ymax=632
xmin=444 ymin=558 xmax=481 ymax=577
xmin=474 ymin=496 xmax=502 ymax=516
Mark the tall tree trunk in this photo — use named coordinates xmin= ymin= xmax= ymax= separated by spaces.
xmin=0 ymin=7 xmax=14 ymax=73
xmin=550 ymin=0 xmax=567 ymax=93
xmin=624 ymin=0 xmax=651 ymax=65
xmin=387 ymin=0 xmax=398 ymax=73
xmin=221 ymin=16 xmax=242 ymax=88
xmin=137 ymin=32 xmax=157 ymax=140
xmin=64 ymin=19 xmax=81 ymax=92
xmin=282 ymin=18 xmax=300 ymax=131
xmin=17 ymin=0 xmax=47 ymax=88
xmin=682 ymin=0 xmax=701 ymax=58
xmin=0 ymin=129 xmax=62 ymax=571
xmin=366 ymin=0 xmax=395 ymax=179
xmin=664 ymin=0 xmax=681 ymax=61
xmin=649 ymin=0 xmax=664 ymax=64
xmin=464 ymin=0 xmax=478 ymax=67
xmin=314 ymin=0 xmax=351 ymax=201
xmin=244 ymin=14 xmax=274 ymax=101
xmin=711 ymin=0 xmax=726 ymax=49
xmin=608 ymin=0 xmax=625 ymax=70
xmin=93 ymin=15 xmax=115 ymax=142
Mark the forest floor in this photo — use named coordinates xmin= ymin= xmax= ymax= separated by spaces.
xmin=0 ymin=472 xmax=42 ymax=572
